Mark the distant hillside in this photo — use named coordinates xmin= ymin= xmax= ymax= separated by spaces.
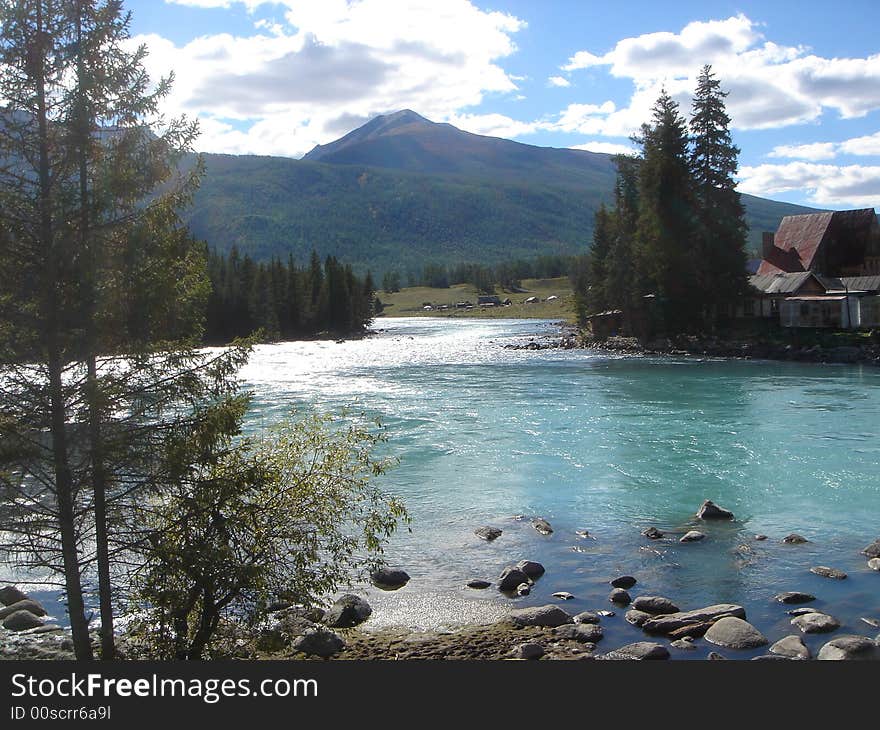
xmin=185 ymin=111 xmax=818 ymax=273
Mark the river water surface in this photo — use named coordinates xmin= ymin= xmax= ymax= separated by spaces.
xmin=237 ymin=317 xmax=880 ymax=657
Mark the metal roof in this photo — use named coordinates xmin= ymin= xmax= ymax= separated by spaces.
xmin=749 ymin=271 xmax=817 ymax=294
xmin=756 ymin=209 xmax=878 ymax=276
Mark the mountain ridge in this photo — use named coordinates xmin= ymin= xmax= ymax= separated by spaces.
xmin=186 ymin=111 xmax=820 ymax=274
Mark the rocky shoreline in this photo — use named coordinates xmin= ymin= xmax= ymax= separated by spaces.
xmin=502 ymin=322 xmax=880 ymax=366
xmin=6 ymin=501 xmax=877 ymax=662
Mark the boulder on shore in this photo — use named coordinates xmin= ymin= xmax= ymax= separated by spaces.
xmin=769 ymin=635 xmax=811 ymax=660
xmin=2 ymin=610 xmax=43 ymax=632
xmin=791 ymin=612 xmax=841 ymax=634
xmin=641 ymin=604 xmax=746 ymax=635
xmin=554 ymin=623 xmax=603 ymax=643
xmin=609 ymin=588 xmax=632 ymax=606
xmin=696 ymin=500 xmax=734 ymax=520
xmin=508 ymin=604 xmax=573 ymax=628
xmin=511 ymin=642 xmax=544 ymax=660
xmin=0 ymin=586 xmax=29 ymax=606
xmin=600 ymin=642 xmax=670 ymax=660
xmin=0 ymin=599 xmax=47 ymax=620
xmin=474 ymin=526 xmax=503 ymax=542
xmin=370 ymin=567 xmax=410 ymax=590
xmin=632 ymin=596 xmax=680 ymax=615
xmin=291 ymin=626 xmax=345 ymax=657
xmin=324 ymin=594 xmax=372 ymax=629
xmin=817 ymin=635 xmax=880 ymax=661
xmin=498 ymin=567 xmax=531 ymax=592
xmin=704 ymin=617 xmax=768 ymax=650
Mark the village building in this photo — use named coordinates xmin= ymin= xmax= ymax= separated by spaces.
xmin=747 ymin=209 xmax=880 ymax=329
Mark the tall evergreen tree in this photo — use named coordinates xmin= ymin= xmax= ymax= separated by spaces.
xmin=690 ymin=65 xmax=748 ymax=325
xmin=633 ymin=88 xmax=698 ymax=334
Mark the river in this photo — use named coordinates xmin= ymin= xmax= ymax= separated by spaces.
xmin=237 ymin=317 xmax=880 ymax=657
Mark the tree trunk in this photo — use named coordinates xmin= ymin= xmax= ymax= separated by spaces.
xmin=35 ymin=1 xmax=92 ymax=661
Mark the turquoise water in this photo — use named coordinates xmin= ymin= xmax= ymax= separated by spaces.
xmin=239 ymin=317 xmax=880 ymax=657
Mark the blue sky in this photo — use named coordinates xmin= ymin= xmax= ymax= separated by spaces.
xmin=125 ymin=0 xmax=880 ymax=210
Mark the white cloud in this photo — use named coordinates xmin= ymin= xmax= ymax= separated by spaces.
xmin=446 ymin=112 xmax=540 ymax=139
xmin=570 ymin=141 xmax=635 ymax=156
xmin=738 ymin=162 xmax=880 ymax=207
xmin=548 ymin=76 xmax=570 ymax=88
xmin=768 ymin=143 xmax=838 ymax=161
xmin=840 ymin=131 xmax=880 ymax=157
xmin=562 ymin=14 xmax=880 ymax=135
xmin=136 ymin=0 xmax=527 ymax=156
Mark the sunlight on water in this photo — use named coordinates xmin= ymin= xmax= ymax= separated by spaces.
xmin=238 ymin=318 xmax=880 ymax=649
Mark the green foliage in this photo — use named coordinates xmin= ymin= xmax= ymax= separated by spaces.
xmin=204 ymin=247 xmax=375 ymax=342
xmin=134 ymin=410 xmax=408 ymax=660
xmin=580 ymin=70 xmax=752 ymax=336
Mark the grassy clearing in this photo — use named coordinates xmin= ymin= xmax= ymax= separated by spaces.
xmin=375 ymin=277 xmax=576 ymax=322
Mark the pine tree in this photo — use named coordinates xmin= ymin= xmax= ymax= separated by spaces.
xmin=633 ymin=89 xmax=698 ymax=334
xmin=690 ymin=65 xmax=748 ymax=326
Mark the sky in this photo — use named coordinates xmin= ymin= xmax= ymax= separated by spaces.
xmin=124 ymin=0 xmax=880 ymax=210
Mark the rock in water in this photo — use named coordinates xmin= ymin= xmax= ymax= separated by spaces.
xmin=641 ymin=527 xmax=664 ymax=540
xmin=707 ymin=651 xmax=727 ymax=660
xmin=2 ymin=610 xmax=43 ymax=632
xmin=601 ymin=642 xmax=670 ymax=661
xmin=609 ymin=588 xmax=632 ymax=605
xmin=810 ymin=566 xmax=847 ymax=580
xmin=769 ymin=635 xmax=811 ymax=660
xmin=474 ymin=526 xmax=502 ymax=541
xmin=625 ymin=610 xmax=653 ymax=627
xmin=817 ymin=635 xmax=880 ymax=660
xmin=291 ymin=626 xmax=345 ymax=657
xmin=671 ymin=639 xmax=697 ymax=651
xmin=498 ymin=567 xmax=531 ymax=592
xmin=610 ymin=576 xmax=637 ymax=589
xmin=555 ymin=623 xmax=604 ymax=643
xmin=516 ymin=583 xmax=531 ymax=596
xmin=641 ymin=604 xmax=746 ymax=635
xmin=632 ymin=596 xmax=680 ymax=615
xmin=704 ymin=617 xmax=768 ymax=650
xmin=552 ymin=592 xmax=575 ymax=600
xmin=370 ymin=567 xmax=410 ymax=590
xmin=516 ymin=560 xmax=545 ymax=579
xmin=324 ymin=594 xmax=372 ymax=628
xmin=861 ymin=539 xmax=880 ymax=559
xmin=680 ymin=530 xmax=705 ymax=543
xmin=511 ymin=643 xmax=544 ymax=660
xmin=774 ymin=591 xmax=816 ymax=604
xmin=467 ymin=580 xmax=491 ymax=589
xmin=573 ymin=611 xmax=601 ymax=624
xmin=783 ymin=534 xmax=809 ymax=544
xmin=0 ymin=599 xmax=47 ymax=620
xmin=755 ymin=534 xmax=768 ymax=541
xmin=0 ymin=586 xmax=29 ymax=606
xmin=867 ymin=558 xmax=880 ymax=571
xmin=696 ymin=499 xmax=734 ymax=520
xmin=508 ymin=604 xmax=573 ymax=628
xmin=533 ymin=518 xmax=553 ymax=535
xmin=791 ymin=612 xmax=841 ymax=634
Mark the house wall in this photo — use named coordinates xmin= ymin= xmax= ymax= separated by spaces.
xmin=859 ymin=296 xmax=880 ymax=327
xmin=780 ymin=299 xmax=850 ymax=328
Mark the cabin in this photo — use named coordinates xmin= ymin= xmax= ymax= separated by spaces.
xmin=583 ymin=309 xmax=623 ymax=339
xmin=745 ymin=209 xmax=880 ymax=329
xmin=477 ymin=295 xmax=502 ymax=307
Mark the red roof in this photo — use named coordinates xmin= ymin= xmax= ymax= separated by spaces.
xmin=756 ymin=209 xmax=877 ymax=276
